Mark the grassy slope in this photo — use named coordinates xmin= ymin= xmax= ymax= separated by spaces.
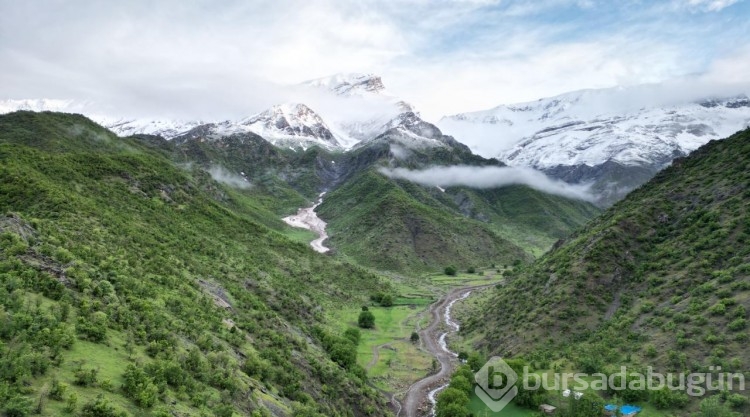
xmin=318 ymin=169 xmax=600 ymax=274
xmin=462 ymin=130 xmax=750 ymax=407
xmin=317 ymin=171 xmax=531 ymax=274
xmin=0 ymin=111 xmax=393 ymax=417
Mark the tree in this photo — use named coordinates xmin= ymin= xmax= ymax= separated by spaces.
xmin=449 ymin=375 xmax=472 ymax=395
xmin=444 ymin=266 xmax=457 ymax=276
xmin=3 ymin=395 xmax=32 ymax=417
xmin=410 ymin=332 xmax=419 ymax=343
xmin=436 ymin=387 xmax=470 ymax=417
xmin=358 ymin=310 xmax=375 ymax=329
xmin=343 ymin=328 xmax=361 ymax=345
xmin=380 ymin=294 xmax=393 ymax=307
xmin=699 ymin=395 xmax=733 ymax=417
xmin=80 ymin=395 xmax=123 ymax=417
xmin=436 ymin=403 xmax=469 ymax=417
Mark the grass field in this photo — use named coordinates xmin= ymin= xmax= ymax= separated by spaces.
xmin=333 ymin=305 xmax=435 ymax=392
xmin=468 ymin=391 xmax=536 ymax=417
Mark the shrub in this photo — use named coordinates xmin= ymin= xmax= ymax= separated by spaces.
xmin=728 ymin=318 xmax=747 ymax=331
xmin=379 ymin=294 xmax=393 ymax=307
xmin=444 ymin=266 xmax=457 ymax=276
xmin=50 ymin=378 xmax=68 ymax=401
xmin=80 ymin=395 xmax=126 ymax=417
xmin=343 ymin=328 xmax=361 ymax=345
xmin=74 ymin=366 xmax=98 ymax=387
xmin=3 ymin=395 xmax=33 ymax=417
xmin=358 ymin=311 xmax=375 ymax=329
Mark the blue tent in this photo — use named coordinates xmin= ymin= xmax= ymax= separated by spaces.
xmin=604 ymin=404 xmax=642 ymax=415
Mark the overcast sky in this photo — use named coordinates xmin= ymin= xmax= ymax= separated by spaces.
xmin=1 ymin=0 xmax=749 ymax=120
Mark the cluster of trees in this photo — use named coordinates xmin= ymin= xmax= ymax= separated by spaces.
xmin=0 ymin=113 xmax=395 ymax=416
xmin=370 ymin=292 xmax=394 ymax=307
xmin=435 ymin=365 xmax=475 ymax=417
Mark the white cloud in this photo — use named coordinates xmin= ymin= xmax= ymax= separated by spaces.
xmin=208 ymin=166 xmax=252 ymax=190
xmin=682 ymin=0 xmax=741 ymax=11
xmin=378 ymin=165 xmax=594 ymax=201
xmin=0 ymin=0 xmax=747 ymax=122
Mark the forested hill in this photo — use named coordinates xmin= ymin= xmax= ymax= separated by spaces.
xmin=0 ymin=111 xmax=392 ymax=417
xmin=463 ymin=128 xmax=750 ymax=386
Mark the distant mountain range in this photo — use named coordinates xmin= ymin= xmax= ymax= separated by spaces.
xmin=2 ymin=75 xmax=749 ymax=205
xmin=440 ymin=87 xmax=750 ymax=204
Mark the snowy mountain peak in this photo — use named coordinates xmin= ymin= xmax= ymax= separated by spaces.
xmin=302 ymin=73 xmax=386 ymax=96
xmin=438 ymin=85 xmax=750 ymax=204
xmin=236 ymin=103 xmax=340 ymax=148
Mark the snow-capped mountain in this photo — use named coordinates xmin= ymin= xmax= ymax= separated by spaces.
xmin=0 ymin=99 xmax=205 ymax=139
xmin=353 ymin=111 xmax=466 ymax=151
xmin=0 ymin=73 xmax=421 ymax=151
xmin=236 ymin=103 xmax=340 ymax=149
xmin=302 ymin=73 xmax=386 ymax=97
xmin=439 ymin=87 xmax=750 ymax=204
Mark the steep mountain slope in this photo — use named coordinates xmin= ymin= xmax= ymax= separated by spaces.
xmin=0 ymin=111 xmax=393 ymax=416
xmin=315 ymin=121 xmax=600 ymax=272
xmin=0 ymin=88 xmax=604 ymax=275
xmin=462 ymin=129 xmax=750 ymax=384
xmin=440 ymin=87 xmax=750 ymax=205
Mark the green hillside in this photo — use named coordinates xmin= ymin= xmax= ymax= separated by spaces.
xmin=317 ymin=170 xmax=599 ymax=274
xmin=156 ymin=122 xmax=600 ymax=275
xmin=461 ymin=130 xmax=750 ymax=411
xmin=0 ymin=112 xmax=393 ymax=417
xmin=317 ymin=170 xmax=531 ymax=273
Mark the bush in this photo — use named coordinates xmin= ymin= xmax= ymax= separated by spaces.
xmin=80 ymin=395 xmax=127 ymax=417
xmin=728 ymin=318 xmax=747 ymax=332
xmin=122 ymin=364 xmax=159 ymax=407
xmin=3 ymin=395 xmax=32 ymax=417
xmin=50 ymin=378 xmax=68 ymax=401
xmin=74 ymin=366 xmax=98 ymax=387
xmin=444 ymin=266 xmax=457 ymax=276
xmin=343 ymin=328 xmax=361 ymax=345
xmin=726 ymin=393 xmax=748 ymax=408
xmin=467 ymin=266 xmax=476 ymax=274
xmin=410 ymin=332 xmax=419 ymax=343
xmin=379 ymin=294 xmax=393 ymax=307
xmin=358 ymin=311 xmax=375 ymax=329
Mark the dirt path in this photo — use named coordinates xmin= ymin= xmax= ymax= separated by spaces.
xmin=398 ymin=283 xmax=495 ymax=417
xmin=367 ymin=343 xmax=392 ymax=371
xmin=282 ymin=192 xmax=329 ymax=253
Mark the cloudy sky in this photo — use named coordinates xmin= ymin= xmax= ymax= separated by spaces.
xmin=1 ymin=0 xmax=749 ymax=120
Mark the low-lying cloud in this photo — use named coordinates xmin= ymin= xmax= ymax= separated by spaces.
xmin=378 ymin=165 xmax=594 ymax=201
xmin=208 ymin=166 xmax=252 ymax=190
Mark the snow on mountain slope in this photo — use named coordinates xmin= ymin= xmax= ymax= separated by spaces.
xmin=439 ymin=87 xmax=750 ymax=204
xmin=237 ymin=103 xmax=340 ymax=148
xmin=302 ymin=73 xmax=386 ymax=97
xmin=439 ymin=89 xmax=750 ymax=169
xmin=0 ymin=99 xmax=204 ymax=138
xmin=300 ymin=73 xmax=417 ymax=145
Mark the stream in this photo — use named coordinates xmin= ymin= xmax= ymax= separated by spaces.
xmin=427 ymin=291 xmax=472 ymax=416
xmin=282 ymin=192 xmax=330 ymax=253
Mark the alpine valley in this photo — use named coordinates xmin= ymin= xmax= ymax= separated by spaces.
xmin=1 ymin=73 xmax=749 ymax=417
